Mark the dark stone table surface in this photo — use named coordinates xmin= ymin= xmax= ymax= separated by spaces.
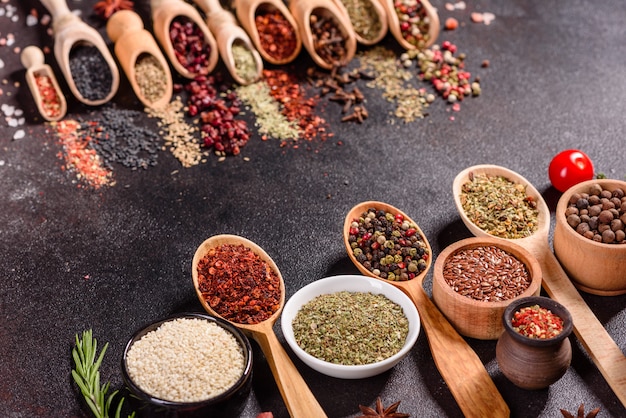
xmin=1 ymin=0 xmax=625 ymax=417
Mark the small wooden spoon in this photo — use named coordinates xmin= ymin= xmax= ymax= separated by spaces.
xmin=453 ymin=164 xmax=626 ymax=407
xmin=192 ymin=0 xmax=263 ymax=85
xmin=39 ymin=0 xmax=119 ymax=106
xmin=192 ymin=234 xmax=327 ymax=418
xmin=233 ymin=0 xmax=302 ymax=65
xmin=20 ymin=45 xmax=67 ymax=122
xmin=343 ymin=201 xmax=510 ymax=418
xmin=151 ymin=0 xmax=219 ymax=79
xmin=289 ymin=0 xmax=357 ymax=70
xmin=107 ymin=10 xmax=173 ymax=110
xmin=331 ymin=0 xmax=388 ymax=45
xmin=379 ymin=0 xmax=439 ymax=50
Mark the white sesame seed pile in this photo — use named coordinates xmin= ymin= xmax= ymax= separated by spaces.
xmin=125 ymin=317 xmax=245 ymax=403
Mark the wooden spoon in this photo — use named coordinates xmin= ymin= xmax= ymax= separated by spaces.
xmin=379 ymin=0 xmax=439 ymax=50
xmin=289 ymin=0 xmax=357 ymax=70
xmin=39 ymin=0 xmax=119 ymax=106
xmin=343 ymin=201 xmax=510 ymax=418
xmin=233 ymin=0 xmax=302 ymax=65
xmin=192 ymin=0 xmax=263 ymax=85
xmin=20 ymin=45 xmax=67 ymax=122
xmin=331 ymin=0 xmax=388 ymax=45
xmin=191 ymin=234 xmax=327 ymax=418
xmin=453 ymin=164 xmax=626 ymax=407
xmin=151 ymin=0 xmax=219 ymax=79
xmin=106 ymin=10 xmax=173 ymax=110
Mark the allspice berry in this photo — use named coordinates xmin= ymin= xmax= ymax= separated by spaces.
xmin=598 ymin=210 xmax=614 ymax=224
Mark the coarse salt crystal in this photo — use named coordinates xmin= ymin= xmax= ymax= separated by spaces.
xmin=13 ymin=129 xmax=25 ymax=140
xmin=0 ymin=58 xmax=4 ymax=69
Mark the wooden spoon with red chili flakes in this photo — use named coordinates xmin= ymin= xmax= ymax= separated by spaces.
xmin=192 ymin=234 xmax=327 ymax=418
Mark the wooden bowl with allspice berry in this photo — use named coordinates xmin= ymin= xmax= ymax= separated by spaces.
xmin=553 ymin=178 xmax=626 ymax=296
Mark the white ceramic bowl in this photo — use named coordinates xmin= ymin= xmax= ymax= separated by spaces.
xmin=281 ymin=274 xmax=420 ymax=379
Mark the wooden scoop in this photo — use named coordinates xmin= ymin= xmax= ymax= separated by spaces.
xmin=20 ymin=45 xmax=67 ymax=122
xmin=106 ymin=10 xmax=173 ymax=110
xmin=331 ymin=0 xmax=388 ymax=45
xmin=192 ymin=0 xmax=263 ymax=85
xmin=289 ymin=0 xmax=357 ymax=70
xmin=192 ymin=234 xmax=327 ymax=418
xmin=233 ymin=0 xmax=302 ymax=65
xmin=453 ymin=164 xmax=626 ymax=408
xmin=150 ymin=0 xmax=219 ymax=79
xmin=39 ymin=0 xmax=119 ymax=106
xmin=379 ymin=0 xmax=439 ymax=50
xmin=343 ymin=201 xmax=510 ymax=418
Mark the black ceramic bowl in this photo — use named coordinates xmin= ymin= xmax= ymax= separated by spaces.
xmin=121 ymin=312 xmax=253 ymax=417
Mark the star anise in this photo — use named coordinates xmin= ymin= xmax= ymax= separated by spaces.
xmin=358 ymin=397 xmax=410 ymax=418
xmin=93 ymin=0 xmax=134 ymax=20
xmin=560 ymin=403 xmax=601 ymax=418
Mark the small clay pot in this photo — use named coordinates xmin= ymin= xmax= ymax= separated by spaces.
xmin=496 ymin=296 xmax=573 ymax=390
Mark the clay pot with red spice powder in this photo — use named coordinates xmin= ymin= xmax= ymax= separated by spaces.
xmin=496 ymin=296 xmax=573 ymax=390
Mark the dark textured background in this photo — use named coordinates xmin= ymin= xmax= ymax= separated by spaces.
xmin=1 ymin=0 xmax=625 ymax=417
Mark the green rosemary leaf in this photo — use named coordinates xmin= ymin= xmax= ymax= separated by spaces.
xmin=71 ymin=330 xmax=134 ymax=418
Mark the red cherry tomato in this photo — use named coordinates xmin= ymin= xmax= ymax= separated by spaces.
xmin=548 ymin=150 xmax=594 ymax=192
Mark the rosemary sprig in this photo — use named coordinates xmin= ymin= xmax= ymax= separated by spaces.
xmin=71 ymin=330 xmax=134 ymax=418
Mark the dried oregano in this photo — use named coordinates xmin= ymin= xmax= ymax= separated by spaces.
xmin=292 ymin=291 xmax=409 ymax=365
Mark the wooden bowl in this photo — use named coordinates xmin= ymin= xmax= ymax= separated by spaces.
xmin=432 ymin=237 xmax=542 ymax=340
xmin=553 ymin=179 xmax=626 ymax=296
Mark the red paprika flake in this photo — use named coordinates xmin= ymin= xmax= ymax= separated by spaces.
xmin=511 ymin=305 xmax=564 ymax=339
xmin=197 ymin=243 xmax=282 ymax=324
xmin=262 ymin=69 xmax=331 ymax=146
xmin=34 ymin=73 xmax=62 ymax=118
xmin=254 ymin=10 xmax=297 ymax=61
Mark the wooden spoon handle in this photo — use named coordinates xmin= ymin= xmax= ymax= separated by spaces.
xmin=403 ymin=284 xmax=510 ymax=418
xmin=533 ymin=242 xmax=626 ymax=406
xmin=253 ymin=325 xmax=327 ymax=418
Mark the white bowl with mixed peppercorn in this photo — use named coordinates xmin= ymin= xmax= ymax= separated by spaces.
xmin=553 ymin=178 xmax=626 ymax=296
xmin=281 ymin=274 xmax=420 ymax=379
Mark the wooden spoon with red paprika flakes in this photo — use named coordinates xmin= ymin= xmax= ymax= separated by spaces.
xmin=192 ymin=234 xmax=328 ymax=418
xmin=453 ymin=164 xmax=626 ymax=408
xmin=233 ymin=0 xmax=303 ymax=65
xmin=20 ymin=46 xmax=67 ymax=122
xmin=343 ymin=201 xmax=510 ymax=418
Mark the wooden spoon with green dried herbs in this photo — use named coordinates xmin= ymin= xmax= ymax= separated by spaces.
xmin=71 ymin=330 xmax=135 ymax=418
xmin=343 ymin=201 xmax=509 ymax=418
xmin=453 ymin=164 xmax=626 ymax=408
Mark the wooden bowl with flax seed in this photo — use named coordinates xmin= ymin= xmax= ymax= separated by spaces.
xmin=432 ymin=237 xmax=542 ymax=340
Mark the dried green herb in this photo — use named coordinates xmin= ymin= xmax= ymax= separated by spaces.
xmin=292 ymin=291 xmax=409 ymax=365
xmin=460 ymin=172 xmax=539 ymax=239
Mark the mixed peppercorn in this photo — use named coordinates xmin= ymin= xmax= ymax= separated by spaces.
xmin=348 ymin=208 xmax=429 ymax=280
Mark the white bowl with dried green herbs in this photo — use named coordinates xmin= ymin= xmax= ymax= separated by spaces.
xmin=281 ymin=274 xmax=420 ymax=379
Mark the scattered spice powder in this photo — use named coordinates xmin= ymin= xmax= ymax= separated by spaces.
xmin=196 ymin=243 xmax=282 ymax=324
xmin=134 ymin=53 xmax=167 ymax=104
xmin=262 ymin=69 xmax=331 ymax=145
xmin=52 ymin=119 xmax=115 ymax=189
xmin=347 ymin=207 xmax=429 ymax=280
xmin=512 ymin=304 xmax=564 ymax=339
xmin=443 ymin=245 xmax=531 ymax=302
xmin=254 ymin=9 xmax=298 ymax=61
xmin=292 ymin=291 xmax=409 ymax=365
xmin=34 ymin=72 xmax=62 ymax=119
xmin=460 ymin=172 xmax=539 ymax=239
xmin=357 ymin=46 xmax=430 ymax=122
xmin=235 ymin=81 xmax=299 ymax=141
xmin=146 ymin=96 xmax=206 ymax=167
